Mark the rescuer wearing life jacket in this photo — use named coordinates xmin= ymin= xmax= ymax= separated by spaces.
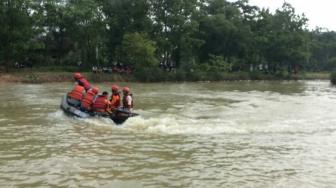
xmin=110 ymin=84 xmax=121 ymax=110
xmin=80 ymin=87 xmax=99 ymax=112
xmin=122 ymin=87 xmax=133 ymax=111
xmin=67 ymin=84 xmax=85 ymax=107
xmin=73 ymin=72 xmax=92 ymax=91
xmin=92 ymin=91 xmax=111 ymax=115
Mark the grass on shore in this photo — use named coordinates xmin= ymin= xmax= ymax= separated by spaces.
xmin=0 ymin=69 xmax=331 ymax=83
xmin=301 ymin=72 xmax=330 ymax=80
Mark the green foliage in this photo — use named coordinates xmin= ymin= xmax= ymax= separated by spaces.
xmin=327 ymin=57 xmax=336 ymax=69
xmin=309 ymin=30 xmax=336 ymax=71
xmin=119 ymin=32 xmax=158 ymax=68
xmin=102 ymin=0 xmax=152 ymax=62
xmin=134 ymin=67 xmax=167 ymax=82
xmin=208 ymin=54 xmax=232 ymax=72
xmin=31 ymin=66 xmax=81 ymax=72
xmin=1 ymin=0 xmax=335 ymax=80
xmin=330 ymin=71 xmax=336 ymax=85
xmin=0 ymin=0 xmax=34 ymax=71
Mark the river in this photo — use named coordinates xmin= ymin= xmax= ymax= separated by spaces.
xmin=0 ymin=81 xmax=335 ymax=187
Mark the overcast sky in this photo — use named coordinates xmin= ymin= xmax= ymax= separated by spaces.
xmin=244 ymin=0 xmax=336 ymax=31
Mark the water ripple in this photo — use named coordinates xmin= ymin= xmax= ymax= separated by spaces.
xmin=0 ymin=81 xmax=336 ymax=187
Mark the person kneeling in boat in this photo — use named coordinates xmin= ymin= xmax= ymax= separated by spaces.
xmin=73 ymin=72 xmax=92 ymax=91
xmin=110 ymin=85 xmax=121 ymax=111
xmin=122 ymin=87 xmax=133 ymax=112
xmin=67 ymin=84 xmax=85 ymax=107
xmin=80 ymin=87 xmax=99 ymax=112
xmin=92 ymin=91 xmax=111 ymax=115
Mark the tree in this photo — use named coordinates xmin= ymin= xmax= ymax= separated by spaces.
xmin=119 ymin=32 xmax=158 ymax=68
xmin=0 ymin=0 xmax=34 ymax=71
xmin=310 ymin=30 xmax=336 ymax=71
xmin=66 ymin=0 xmax=106 ymax=67
xmin=101 ymin=0 xmax=152 ymax=63
xmin=38 ymin=0 xmax=71 ymax=65
xmin=199 ymin=0 xmax=247 ymax=68
xmin=149 ymin=0 xmax=201 ymax=68
xmin=266 ymin=3 xmax=309 ymax=73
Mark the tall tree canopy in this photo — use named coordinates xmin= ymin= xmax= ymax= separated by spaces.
xmin=1 ymin=0 xmax=335 ymax=75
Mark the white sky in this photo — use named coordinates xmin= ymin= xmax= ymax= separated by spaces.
xmin=245 ymin=0 xmax=336 ymax=31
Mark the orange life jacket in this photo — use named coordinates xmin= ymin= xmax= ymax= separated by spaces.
xmin=110 ymin=93 xmax=121 ymax=109
xmin=77 ymin=78 xmax=91 ymax=91
xmin=92 ymin=95 xmax=109 ymax=112
xmin=122 ymin=94 xmax=133 ymax=109
xmin=68 ymin=85 xmax=85 ymax=101
xmin=80 ymin=90 xmax=97 ymax=110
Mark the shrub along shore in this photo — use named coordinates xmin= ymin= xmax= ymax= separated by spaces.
xmin=0 ymin=70 xmax=330 ymax=84
xmin=2 ymin=1 xmax=336 ymax=80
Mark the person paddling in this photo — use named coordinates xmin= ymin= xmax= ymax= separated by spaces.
xmin=73 ymin=72 xmax=92 ymax=91
xmin=122 ymin=87 xmax=133 ymax=112
xmin=110 ymin=85 xmax=121 ymax=111
xmin=67 ymin=84 xmax=85 ymax=107
xmin=80 ymin=87 xmax=99 ymax=112
xmin=92 ymin=91 xmax=111 ymax=115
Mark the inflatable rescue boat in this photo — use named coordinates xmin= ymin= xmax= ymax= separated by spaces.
xmin=60 ymin=95 xmax=138 ymax=124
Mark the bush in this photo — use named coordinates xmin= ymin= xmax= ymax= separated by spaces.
xmin=134 ymin=67 xmax=167 ymax=82
xmin=330 ymin=71 xmax=336 ymax=85
xmin=32 ymin=66 xmax=84 ymax=72
xmin=119 ymin=32 xmax=159 ymax=69
xmin=249 ymin=72 xmax=262 ymax=80
xmin=186 ymin=69 xmax=207 ymax=81
xmin=208 ymin=54 xmax=232 ymax=72
xmin=174 ymin=69 xmax=187 ymax=81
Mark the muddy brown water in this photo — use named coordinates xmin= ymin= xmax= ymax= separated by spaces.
xmin=0 ymin=81 xmax=336 ymax=187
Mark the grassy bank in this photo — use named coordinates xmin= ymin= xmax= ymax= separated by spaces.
xmin=0 ymin=71 xmax=135 ymax=83
xmin=0 ymin=69 xmax=331 ymax=83
xmin=301 ymin=72 xmax=330 ymax=80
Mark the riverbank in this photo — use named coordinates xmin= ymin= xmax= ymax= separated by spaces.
xmin=0 ymin=72 xmax=134 ymax=83
xmin=0 ymin=71 xmax=330 ymax=83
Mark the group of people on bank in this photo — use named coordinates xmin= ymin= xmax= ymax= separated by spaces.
xmin=67 ymin=72 xmax=133 ymax=115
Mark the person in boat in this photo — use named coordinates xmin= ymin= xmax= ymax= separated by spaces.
xmin=67 ymin=84 xmax=85 ymax=107
xmin=92 ymin=91 xmax=111 ymax=115
xmin=122 ymin=87 xmax=133 ymax=112
xmin=80 ymin=87 xmax=99 ymax=112
xmin=73 ymin=72 xmax=91 ymax=91
xmin=110 ymin=84 xmax=121 ymax=111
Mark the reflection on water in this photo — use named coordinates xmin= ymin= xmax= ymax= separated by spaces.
xmin=0 ymin=81 xmax=336 ymax=187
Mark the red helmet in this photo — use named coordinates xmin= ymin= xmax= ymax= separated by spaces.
xmin=111 ymin=84 xmax=119 ymax=92
xmin=123 ymin=87 xmax=130 ymax=93
xmin=91 ymin=87 xmax=99 ymax=94
xmin=73 ymin=72 xmax=82 ymax=79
